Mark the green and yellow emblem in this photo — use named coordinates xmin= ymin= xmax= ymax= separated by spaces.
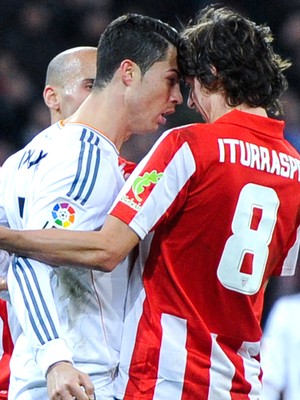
xmin=132 ymin=170 xmax=163 ymax=201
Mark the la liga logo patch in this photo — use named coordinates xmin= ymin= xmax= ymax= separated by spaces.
xmin=52 ymin=202 xmax=75 ymax=228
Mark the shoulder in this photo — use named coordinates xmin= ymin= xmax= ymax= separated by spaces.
xmin=165 ymin=122 xmax=205 ymax=137
xmin=152 ymin=123 xmax=205 ymax=156
xmin=161 ymin=122 xmax=216 ymax=149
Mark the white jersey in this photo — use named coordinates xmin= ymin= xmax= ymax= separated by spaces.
xmin=261 ymin=293 xmax=300 ymax=400
xmin=0 ymin=167 xmax=8 ymax=229
xmin=1 ymin=121 xmax=129 ymax=399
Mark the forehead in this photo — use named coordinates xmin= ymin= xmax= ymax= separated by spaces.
xmin=65 ymin=50 xmax=96 ymax=82
xmin=147 ymin=46 xmax=179 ymax=75
xmin=76 ymin=50 xmax=97 ymax=76
xmin=165 ymin=45 xmax=178 ymax=68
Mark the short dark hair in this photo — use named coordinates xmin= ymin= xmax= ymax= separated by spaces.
xmin=179 ymin=5 xmax=291 ymax=115
xmin=94 ymin=14 xmax=180 ymax=89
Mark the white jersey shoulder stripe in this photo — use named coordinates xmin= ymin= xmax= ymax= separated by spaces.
xmin=67 ymin=128 xmax=101 ymax=205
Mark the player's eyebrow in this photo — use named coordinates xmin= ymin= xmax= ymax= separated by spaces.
xmin=169 ymin=68 xmax=180 ymax=76
xmin=167 ymin=68 xmax=182 ymax=80
xmin=82 ymin=78 xmax=95 ymax=83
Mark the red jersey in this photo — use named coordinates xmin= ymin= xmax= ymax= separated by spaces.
xmin=0 ymin=299 xmax=13 ymax=400
xmin=110 ymin=110 xmax=300 ymax=399
xmin=118 ymin=156 xmax=136 ymax=180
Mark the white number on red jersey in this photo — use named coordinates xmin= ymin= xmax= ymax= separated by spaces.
xmin=217 ymin=183 xmax=279 ymax=294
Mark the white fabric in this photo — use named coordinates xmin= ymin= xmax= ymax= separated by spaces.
xmin=1 ymin=122 xmax=129 ymax=399
xmin=0 ymin=250 xmax=11 ymax=302
xmin=261 ymin=293 xmax=300 ymax=400
xmin=282 ymin=226 xmax=300 ymax=276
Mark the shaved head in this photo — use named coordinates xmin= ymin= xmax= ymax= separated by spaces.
xmin=45 ymin=46 xmax=96 ymax=86
xmin=44 ymin=46 xmax=97 ymax=123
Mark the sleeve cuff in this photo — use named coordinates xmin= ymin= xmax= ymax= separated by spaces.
xmin=35 ymin=338 xmax=74 ymax=377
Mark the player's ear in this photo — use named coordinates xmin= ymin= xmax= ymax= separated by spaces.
xmin=43 ymin=85 xmax=60 ymax=111
xmin=120 ymin=59 xmax=140 ymax=86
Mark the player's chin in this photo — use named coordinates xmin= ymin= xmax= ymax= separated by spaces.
xmin=158 ymin=114 xmax=167 ymax=126
xmin=149 ymin=116 xmax=167 ymax=132
xmin=136 ymin=122 xmax=160 ymax=135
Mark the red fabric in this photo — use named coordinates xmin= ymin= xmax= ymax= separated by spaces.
xmin=111 ymin=111 xmax=300 ymax=398
xmin=0 ymin=299 xmax=13 ymax=398
xmin=118 ymin=156 xmax=136 ymax=180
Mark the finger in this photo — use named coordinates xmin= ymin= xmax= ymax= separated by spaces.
xmin=78 ymin=377 xmax=95 ymax=399
xmin=71 ymin=389 xmax=94 ymax=400
xmin=50 ymin=387 xmax=74 ymax=400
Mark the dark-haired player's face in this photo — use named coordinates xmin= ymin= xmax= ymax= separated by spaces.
xmin=127 ymin=46 xmax=183 ymax=134
xmin=186 ymin=76 xmax=213 ymax=123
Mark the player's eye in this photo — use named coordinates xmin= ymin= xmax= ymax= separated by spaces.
xmin=86 ymin=79 xmax=94 ymax=90
xmin=167 ymin=76 xmax=179 ymax=87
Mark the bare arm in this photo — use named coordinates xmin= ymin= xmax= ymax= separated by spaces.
xmin=0 ymin=216 xmax=139 ymax=272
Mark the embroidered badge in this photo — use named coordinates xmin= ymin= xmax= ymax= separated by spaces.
xmin=120 ymin=170 xmax=163 ymax=211
xmin=132 ymin=170 xmax=163 ymax=201
xmin=52 ymin=203 xmax=75 ymax=228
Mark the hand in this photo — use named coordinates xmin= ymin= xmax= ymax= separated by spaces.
xmin=0 ymin=277 xmax=7 ymax=291
xmin=47 ymin=361 xmax=95 ymax=400
xmin=0 ymin=250 xmax=10 ymax=287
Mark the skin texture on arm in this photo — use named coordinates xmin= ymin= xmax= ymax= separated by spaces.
xmin=0 ymin=216 xmax=139 ymax=272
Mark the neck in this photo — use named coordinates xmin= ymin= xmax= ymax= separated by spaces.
xmin=208 ymin=93 xmax=268 ymax=123
xmin=50 ymin=111 xmax=60 ymax=125
xmin=234 ymin=104 xmax=268 ymax=117
xmin=65 ymin=89 xmax=132 ymax=151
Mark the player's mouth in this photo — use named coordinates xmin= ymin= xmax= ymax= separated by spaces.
xmin=158 ymin=109 xmax=175 ymax=125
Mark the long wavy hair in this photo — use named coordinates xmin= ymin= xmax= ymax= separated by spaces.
xmin=179 ymin=5 xmax=291 ymax=116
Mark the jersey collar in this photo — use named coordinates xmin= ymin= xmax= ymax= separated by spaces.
xmin=216 ymin=109 xmax=285 ymax=139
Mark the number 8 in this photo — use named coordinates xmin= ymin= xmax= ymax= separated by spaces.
xmin=217 ymin=183 xmax=279 ymax=294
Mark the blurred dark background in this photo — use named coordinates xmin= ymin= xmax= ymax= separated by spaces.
xmin=1 ymin=0 xmax=300 ymax=324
